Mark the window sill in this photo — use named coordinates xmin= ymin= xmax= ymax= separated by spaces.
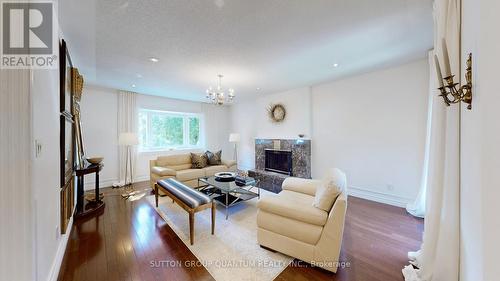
xmin=139 ymin=147 xmax=204 ymax=155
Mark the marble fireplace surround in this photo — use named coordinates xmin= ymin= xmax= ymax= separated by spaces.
xmin=255 ymin=138 xmax=311 ymax=178
xmin=250 ymin=138 xmax=311 ymax=192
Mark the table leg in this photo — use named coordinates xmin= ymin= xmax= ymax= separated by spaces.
xmin=189 ymin=211 xmax=195 ymax=245
xmin=225 ymin=192 xmax=229 ymax=220
xmin=155 ymin=184 xmax=158 ymax=207
xmin=95 ymin=170 xmax=100 ymax=202
xmin=211 ymin=201 xmax=215 ymax=235
xmin=77 ymin=175 xmax=84 ymax=213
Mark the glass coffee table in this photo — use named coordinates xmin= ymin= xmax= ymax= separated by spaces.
xmin=197 ymin=176 xmax=260 ymax=219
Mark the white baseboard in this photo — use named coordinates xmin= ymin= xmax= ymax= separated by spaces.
xmin=347 ymin=186 xmax=412 ymax=208
xmin=84 ymin=178 xmax=118 ymax=190
xmin=135 ymin=175 xmax=150 ymax=182
xmin=46 ymin=216 xmax=73 ymax=281
xmin=84 ymin=175 xmax=150 ymax=190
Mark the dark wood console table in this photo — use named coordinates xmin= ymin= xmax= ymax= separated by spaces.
xmin=75 ymin=163 xmax=105 ymax=219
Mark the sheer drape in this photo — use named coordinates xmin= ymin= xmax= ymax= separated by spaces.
xmin=118 ymin=91 xmax=138 ymax=184
xmin=402 ymin=0 xmax=461 ymax=280
xmin=406 ymin=51 xmax=436 ymax=219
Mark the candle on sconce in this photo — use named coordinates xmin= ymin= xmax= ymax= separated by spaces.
xmin=434 ymin=55 xmax=444 ymax=88
xmin=441 ymin=38 xmax=452 ymax=77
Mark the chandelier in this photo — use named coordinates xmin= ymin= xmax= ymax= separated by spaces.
xmin=206 ymin=74 xmax=235 ymax=105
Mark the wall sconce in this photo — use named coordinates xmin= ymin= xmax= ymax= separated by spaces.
xmin=434 ymin=39 xmax=473 ymax=110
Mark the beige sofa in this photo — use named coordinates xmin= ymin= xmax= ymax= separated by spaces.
xmin=149 ymin=153 xmax=237 ymax=189
xmin=257 ymin=169 xmax=347 ymax=273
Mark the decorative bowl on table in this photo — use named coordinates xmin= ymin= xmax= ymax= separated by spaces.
xmin=214 ymin=172 xmax=236 ymax=182
xmin=86 ymin=156 xmax=104 ymax=165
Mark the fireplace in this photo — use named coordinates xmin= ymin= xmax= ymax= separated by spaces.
xmin=250 ymin=139 xmax=310 ymax=193
xmin=265 ymin=149 xmax=292 ymax=175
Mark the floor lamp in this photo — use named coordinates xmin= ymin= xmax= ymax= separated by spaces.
xmin=229 ymin=133 xmax=240 ymax=167
xmin=119 ymin=132 xmax=138 ymax=197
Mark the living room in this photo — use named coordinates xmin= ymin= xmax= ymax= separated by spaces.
xmin=1 ymin=1 xmax=500 ymax=281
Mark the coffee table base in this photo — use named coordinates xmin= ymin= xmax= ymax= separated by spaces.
xmin=212 ymin=192 xmax=258 ymax=219
xmin=197 ymin=178 xmax=260 ymax=219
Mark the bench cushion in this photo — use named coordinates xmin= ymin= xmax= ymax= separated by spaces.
xmin=158 ymin=178 xmax=211 ymax=209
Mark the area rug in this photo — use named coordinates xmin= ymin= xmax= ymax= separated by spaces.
xmin=146 ymin=189 xmax=293 ymax=281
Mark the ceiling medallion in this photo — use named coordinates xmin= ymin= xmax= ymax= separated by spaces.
xmin=206 ymin=74 xmax=235 ymax=105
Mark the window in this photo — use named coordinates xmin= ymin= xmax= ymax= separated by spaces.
xmin=138 ymin=109 xmax=202 ymax=151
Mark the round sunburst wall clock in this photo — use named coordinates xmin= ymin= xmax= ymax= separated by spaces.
xmin=267 ymin=103 xmax=286 ymax=123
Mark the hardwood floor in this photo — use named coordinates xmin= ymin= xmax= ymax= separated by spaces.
xmin=58 ymin=181 xmax=423 ymax=281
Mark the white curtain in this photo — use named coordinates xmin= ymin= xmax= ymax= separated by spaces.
xmin=118 ymin=90 xmax=138 ymax=184
xmin=403 ymin=0 xmax=461 ymax=280
xmin=406 ymin=51 xmax=436 ymax=219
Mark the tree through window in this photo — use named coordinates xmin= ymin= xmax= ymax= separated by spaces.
xmin=138 ymin=109 xmax=202 ymax=150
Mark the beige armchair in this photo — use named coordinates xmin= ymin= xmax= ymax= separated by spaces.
xmin=149 ymin=153 xmax=236 ymax=189
xmin=257 ymin=169 xmax=347 ymax=273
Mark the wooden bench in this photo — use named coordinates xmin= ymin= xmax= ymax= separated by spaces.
xmin=155 ymin=178 xmax=215 ymax=245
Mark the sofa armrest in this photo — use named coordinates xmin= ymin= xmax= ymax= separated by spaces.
xmin=222 ymin=159 xmax=237 ymax=169
xmin=282 ymin=177 xmax=321 ymax=197
xmin=149 ymin=159 xmax=158 ymax=171
xmin=151 ymin=166 xmax=176 ymax=177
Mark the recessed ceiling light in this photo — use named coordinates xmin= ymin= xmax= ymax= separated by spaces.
xmin=149 ymin=57 xmax=159 ymax=63
xmin=333 ymin=63 xmax=339 ymax=68
xmin=136 ymin=74 xmax=143 ymax=78
xmin=131 ymin=84 xmax=136 ymax=88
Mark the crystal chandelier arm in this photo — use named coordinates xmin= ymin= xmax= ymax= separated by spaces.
xmin=206 ymin=74 xmax=235 ymax=105
xmin=217 ymin=74 xmax=223 ymax=90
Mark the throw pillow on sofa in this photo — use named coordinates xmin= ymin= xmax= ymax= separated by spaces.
xmin=205 ymin=150 xmax=222 ymax=165
xmin=191 ymin=153 xmax=208 ymax=168
xmin=313 ymin=168 xmax=345 ymax=212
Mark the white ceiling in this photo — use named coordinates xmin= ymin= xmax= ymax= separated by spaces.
xmin=60 ymin=0 xmax=433 ymax=102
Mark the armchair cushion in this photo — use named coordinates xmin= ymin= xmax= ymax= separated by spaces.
xmin=258 ymin=191 xmax=328 ymax=226
xmin=151 ymin=166 xmax=176 ymax=177
xmin=313 ymin=168 xmax=346 ymax=212
xmin=257 ymin=211 xmax=323 ymax=244
xmin=282 ymin=177 xmax=321 ymax=196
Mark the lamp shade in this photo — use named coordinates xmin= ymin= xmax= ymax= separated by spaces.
xmin=119 ymin=132 xmax=139 ymax=146
xmin=229 ymin=133 xmax=240 ymax=143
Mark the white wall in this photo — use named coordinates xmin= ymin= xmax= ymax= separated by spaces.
xmin=81 ymin=85 xmax=232 ymax=188
xmin=79 ymin=85 xmax=120 ymax=187
xmin=1 ymin=65 xmax=72 ymax=281
xmin=31 ymin=68 xmax=67 ymax=281
xmin=312 ymin=59 xmax=428 ymax=204
xmin=460 ymin=0 xmax=482 ymax=279
xmin=229 ymin=87 xmax=312 ymax=170
xmin=460 ymin=0 xmax=500 ymax=280
xmin=230 ymin=60 xmax=428 ymax=206
xmin=0 ymin=70 xmax=34 ymax=281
